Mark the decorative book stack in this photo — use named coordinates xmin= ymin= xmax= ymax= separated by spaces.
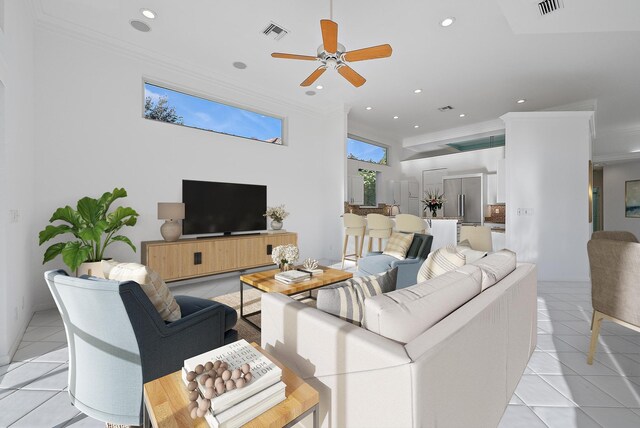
xmin=274 ymin=270 xmax=310 ymax=284
xmin=182 ymin=340 xmax=286 ymax=428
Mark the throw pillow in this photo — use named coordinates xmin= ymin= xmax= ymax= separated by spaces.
xmin=102 ymin=260 xmax=181 ymax=322
xmin=416 ymin=246 xmax=466 ymax=283
xmin=316 ymin=267 xmax=398 ymax=326
xmin=382 ymin=233 xmax=414 ymax=260
xmin=456 ymin=240 xmax=487 ymax=264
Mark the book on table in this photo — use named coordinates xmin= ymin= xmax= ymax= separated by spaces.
xmin=274 ymin=270 xmax=310 ymax=284
xmin=182 ymin=339 xmax=284 ymax=416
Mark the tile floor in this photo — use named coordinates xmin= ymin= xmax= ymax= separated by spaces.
xmin=2 ymin=276 xmax=640 ymax=427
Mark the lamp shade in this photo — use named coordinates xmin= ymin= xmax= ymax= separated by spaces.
xmin=158 ymin=202 xmax=185 ymax=220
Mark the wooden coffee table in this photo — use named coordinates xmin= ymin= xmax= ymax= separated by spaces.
xmin=144 ymin=343 xmax=319 ymax=428
xmin=239 ymin=266 xmax=353 ymax=331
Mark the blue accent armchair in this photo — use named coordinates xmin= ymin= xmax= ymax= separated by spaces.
xmin=358 ymin=233 xmax=433 ymax=288
xmin=45 ymin=270 xmax=237 ymax=426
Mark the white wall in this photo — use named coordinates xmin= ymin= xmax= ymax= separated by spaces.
xmin=32 ymin=27 xmax=346 ymax=310
xmin=603 ymin=160 xmax=640 ymax=238
xmin=502 ymin=112 xmax=593 ymax=281
xmin=0 ymin=0 xmax=37 ymax=364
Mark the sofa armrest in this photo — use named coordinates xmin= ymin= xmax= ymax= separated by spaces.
xmin=261 ymin=293 xmax=411 ymax=379
xmin=390 ymin=257 xmax=422 ymax=267
xmin=365 ymin=251 xmax=383 ymax=257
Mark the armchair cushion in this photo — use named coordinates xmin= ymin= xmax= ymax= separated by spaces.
xmin=174 ymin=295 xmax=237 ymax=331
xmin=103 ymin=260 xmax=181 ymax=322
xmin=382 ymin=232 xmax=414 ymax=260
xmin=316 ymin=268 xmax=398 ymax=325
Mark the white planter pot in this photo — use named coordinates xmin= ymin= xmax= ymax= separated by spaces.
xmin=76 ymin=261 xmax=106 ymax=278
xmin=271 ymin=220 xmax=283 ymax=230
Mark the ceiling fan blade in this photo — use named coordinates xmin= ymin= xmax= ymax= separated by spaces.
xmin=338 ymin=65 xmax=366 ymax=87
xmin=343 ymin=44 xmax=393 ymax=62
xmin=271 ymin=53 xmax=318 ymax=61
xmin=321 ymin=19 xmax=338 ymax=54
xmin=300 ymin=67 xmax=327 ymax=87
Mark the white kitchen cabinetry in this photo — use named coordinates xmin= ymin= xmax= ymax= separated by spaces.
xmin=387 ymin=180 xmax=401 ymax=205
xmin=348 ymin=175 xmax=365 ymax=205
xmin=491 ymin=231 xmax=506 ymax=251
xmin=388 ymin=180 xmax=420 ymax=215
xmin=496 ymin=158 xmax=506 ymax=203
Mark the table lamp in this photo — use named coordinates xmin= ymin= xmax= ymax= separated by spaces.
xmin=158 ymin=202 xmax=185 ymax=242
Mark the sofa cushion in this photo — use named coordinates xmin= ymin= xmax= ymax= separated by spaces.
xmin=364 ymin=265 xmax=482 ymax=343
xmin=471 ymin=249 xmax=517 ymax=291
xmin=317 ymin=268 xmax=398 ymax=326
xmin=416 ymin=246 xmax=466 ymax=283
xmin=102 ymin=260 xmax=181 ymax=322
xmin=383 ymin=233 xmax=414 ymax=260
xmin=358 ymin=254 xmax=400 ymax=276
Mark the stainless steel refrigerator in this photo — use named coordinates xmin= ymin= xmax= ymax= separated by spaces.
xmin=442 ymin=175 xmax=483 ymax=224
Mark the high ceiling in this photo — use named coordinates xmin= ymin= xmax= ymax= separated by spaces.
xmin=33 ymin=0 xmax=640 ymax=158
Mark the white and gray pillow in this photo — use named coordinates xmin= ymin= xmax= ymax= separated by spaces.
xmin=316 ymin=268 xmax=398 ymax=326
xmin=416 ymin=246 xmax=466 ymax=283
xmin=382 ymin=233 xmax=414 ymax=260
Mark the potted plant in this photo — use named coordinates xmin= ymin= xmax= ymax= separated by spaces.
xmin=264 ymin=205 xmax=289 ymax=230
xmin=39 ymin=188 xmax=139 ymax=276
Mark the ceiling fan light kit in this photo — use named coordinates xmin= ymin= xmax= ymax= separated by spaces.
xmin=271 ymin=17 xmax=392 ymax=88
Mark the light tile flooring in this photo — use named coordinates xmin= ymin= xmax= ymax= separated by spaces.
xmin=2 ymin=276 xmax=640 ymax=427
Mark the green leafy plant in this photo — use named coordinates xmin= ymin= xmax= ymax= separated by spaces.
xmin=39 ymin=188 xmax=139 ymax=272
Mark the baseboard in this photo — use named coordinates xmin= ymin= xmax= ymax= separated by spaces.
xmin=0 ymin=311 xmax=32 ymax=365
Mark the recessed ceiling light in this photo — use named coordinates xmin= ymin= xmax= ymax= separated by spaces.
xmin=393 ymin=116 xmax=399 ymax=119
xmin=316 ymin=85 xmax=323 ymax=90
xmin=232 ymin=61 xmax=247 ymax=69
xmin=365 ymin=106 xmax=373 ymax=110
xmin=414 ymin=125 xmax=420 ymax=129
xmin=517 ymin=99 xmax=526 ymax=104
xmin=441 ymin=17 xmax=455 ymax=27
xmin=305 ymin=91 xmax=316 ymax=96
xmin=414 ymin=89 xmax=422 ymax=94
xmin=141 ymin=9 xmax=156 ymax=19
xmin=459 ymin=113 xmax=466 ymax=118
xmin=130 ymin=20 xmax=151 ymax=32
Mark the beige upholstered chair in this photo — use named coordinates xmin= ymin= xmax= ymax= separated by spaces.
xmin=587 ymin=231 xmax=640 ymax=364
xmin=395 ymin=214 xmax=426 ymax=234
xmin=342 ymin=213 xmax=366 ymax=268
xmin=459 ymin=225 xmax=493 ymax=252
xmin=366 ymin=214 xmax=393 ymax=252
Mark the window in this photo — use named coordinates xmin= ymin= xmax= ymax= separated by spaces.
xmin=359 ymin=169 xmax=378 ymax=207
xmin=347 ymin=136 xmax=388 ymax=165
xmin=143 ymin=82 xmax=283 ymax=144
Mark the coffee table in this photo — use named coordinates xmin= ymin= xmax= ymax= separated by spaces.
xmin=143 ymin=343 xmax=319 ymax=428
xmin=239 ymin=266 xmax=353 ymax=331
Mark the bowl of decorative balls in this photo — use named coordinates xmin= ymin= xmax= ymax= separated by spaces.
xmin=185 ymin=359 xmax=253 ymax=420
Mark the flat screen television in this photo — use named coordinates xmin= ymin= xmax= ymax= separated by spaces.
xmin=182 ymin=180 xmax=267 ymax=235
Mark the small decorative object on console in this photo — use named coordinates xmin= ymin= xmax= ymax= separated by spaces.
xmin=422 ymin=188 xmax=446 ymax=218
xmin=302 ymin=258 xmax=323 ymax=275
xmin=264 ymin=204 xmax=289 ymax=230
xmin=271 ymin=244 xmax=299 ymax=271
xmin=158 ymin=202 xmax=186 ymax=242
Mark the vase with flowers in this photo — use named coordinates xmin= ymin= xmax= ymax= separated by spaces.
xmin=264 ymin=205 xmax=289 ymax=230
xmin=272 ymin=244 xmax=299 ymax=271
xmin=422 ymin=188 xmax=446 ymax=218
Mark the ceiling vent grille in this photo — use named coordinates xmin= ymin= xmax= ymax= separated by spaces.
xmin=262 ymin=22 xmax=289 ymax=41
xmin=538 ymin=0 xmax=564 ymax=16
xmin=438 ymin=106 xmax=454 ymax=112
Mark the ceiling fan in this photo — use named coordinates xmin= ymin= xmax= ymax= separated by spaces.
xmin=271 ymin=17 xmax=392 ymax=88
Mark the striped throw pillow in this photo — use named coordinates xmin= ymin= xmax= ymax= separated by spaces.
xmin=416 ymin=246 xmax=466 ymax=283
xmin=382 ymin=232 xmax=414 ymax=260
xmin=316 ymin=268 xmax=398 ymax=325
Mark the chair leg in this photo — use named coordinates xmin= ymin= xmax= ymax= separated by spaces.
xmin=590 ymin=311 xmax=595 ymax=331
xmin=368 ymin=237 xmax=373 ymax=254
xmin=587 ymin=311 xmax=604 ymax=365
xmin=341 ymin=235 xmax=349 ymax=269
xmin=354 ymin=236 xmax=360 ymax=267
xmin=358 ymin=228 xmax=365 ymax=263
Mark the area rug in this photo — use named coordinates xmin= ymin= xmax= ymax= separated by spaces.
xmin=211 ymin=289 xmax=319 ymax=345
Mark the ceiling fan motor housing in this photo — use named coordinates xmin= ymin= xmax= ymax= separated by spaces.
xmin=317 ymin=43 xmax=346 ymax=69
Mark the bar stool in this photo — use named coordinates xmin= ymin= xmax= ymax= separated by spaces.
xmin=395 ymin=214 xmax=426 ymax=234
xmin=342 ymin=213 xmax=366 ymax=269
xmin=366 ymin=214 xmax=393 ymax=253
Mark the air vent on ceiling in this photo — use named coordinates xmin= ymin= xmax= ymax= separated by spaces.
xmin=262 ymin=22 xmax=289 ymax=41
xmin=438 ymin=106 xmax=454 ymax=112
xmin=538 ymin=0 xmax=564 ymax=16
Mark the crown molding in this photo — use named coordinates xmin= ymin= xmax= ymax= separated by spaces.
xmin=593 ymin=151 xmax=640 ymax=164
xmin=32 ymin=11 xmax=337 ymax=118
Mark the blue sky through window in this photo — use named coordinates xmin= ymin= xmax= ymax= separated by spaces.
xmin=144 ymin=83 xmax=283 ymax=143
xmin=347 ymin=137 xmax=387 ymax=165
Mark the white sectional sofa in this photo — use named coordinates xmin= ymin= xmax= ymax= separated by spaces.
xmin=261 ymin=252 xmax=537 ymax=428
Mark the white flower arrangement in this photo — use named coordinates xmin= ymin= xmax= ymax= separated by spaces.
xmin=264 ymin=205 xmax=289 ymax=222
xmin=271 ymin=244 xmax=299 ymax=266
